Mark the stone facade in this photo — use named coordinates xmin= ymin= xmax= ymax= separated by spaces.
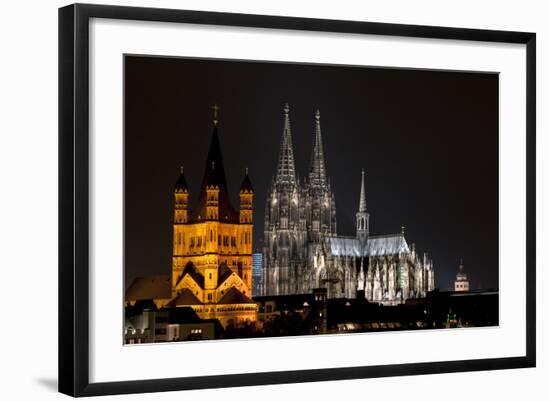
xmin=124 ymin=108 xmax=258 ymax=330
xmin=262 ymin=104 xmax=435 ymax=304
xmin=168 ymin=110 xmax=257 ymax=327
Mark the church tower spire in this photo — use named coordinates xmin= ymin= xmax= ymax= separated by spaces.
xmin=308 ymin=109 xmax=327 ymax=188
xmin=189 ymin=104 xmax=238 ymax=222
xmin=356 ymin=169 xmax=370 ymax=240
xmin=275 ymin=103 xmax=297 ymax=186
xmin=359 ymin=168 xmax=367 ymax=213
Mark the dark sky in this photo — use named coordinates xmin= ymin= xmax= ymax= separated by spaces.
xmin=124 ymin=55 xmax=498 ymax=292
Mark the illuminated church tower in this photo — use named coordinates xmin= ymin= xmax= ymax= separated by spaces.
xmin=303 ymin=109 xmax=337 ymax=243
xmin=169 ymin=106 xmax=256 ymax=328
xmin=263 ymin=104 xmax=307 ymax=295
xmin=263 ymin=105 xmax=336 ymax=296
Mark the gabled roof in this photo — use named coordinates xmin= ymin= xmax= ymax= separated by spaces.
xmin=218 ymin=287 xmax=254 ymax=304
xmin=217 ymin=262 xmax=234 ymax=286
xmin=176 ymin=262 xmax=241 ymax=290
xmin=166 ymin=289 xmax=203 ymax=307
xmin=176 ymin=263 xmax=205 ymax=289
xmin=125 ymin=275 xmax=171 ymax=302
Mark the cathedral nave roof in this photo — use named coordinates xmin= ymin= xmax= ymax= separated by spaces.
xmin=327 ymin=234 xmax=410 ymax=257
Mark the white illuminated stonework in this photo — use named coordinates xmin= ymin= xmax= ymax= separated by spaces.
xmin=262 ymin=104 xmax=435 ymax=303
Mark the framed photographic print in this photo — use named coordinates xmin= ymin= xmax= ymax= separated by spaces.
xmin=58 ymin=3 xmax=536 ymax=397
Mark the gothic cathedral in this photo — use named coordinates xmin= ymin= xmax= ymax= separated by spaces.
xmin=262 ymin=104 xmax=435 ymax=304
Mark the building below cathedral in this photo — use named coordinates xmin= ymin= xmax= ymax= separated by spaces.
xmin=252 ymin=253 xmax=263 ymax=297
xmin=261 ymin=104 xmax=435 ymax=304
xmin=126 ymin=107 xmax=257 ymax=329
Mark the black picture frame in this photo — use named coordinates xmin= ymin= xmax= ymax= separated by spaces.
xmin=59 ymin=3 xmax=536 ymax=397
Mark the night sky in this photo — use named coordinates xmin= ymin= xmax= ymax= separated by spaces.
xmin=124 ymin=55 xmax=498 ymax=292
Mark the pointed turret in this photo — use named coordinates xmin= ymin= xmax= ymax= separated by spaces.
xmin=174 ymin=166 xmax=189 ymax=224
xmin=175 ymin=166 xmax=189 ymax=193
xmin=240 ymin=168 xmax=254 ymax=193
xmin=308 ymin=109 xmax=327 ymax=188
xmin=275 ymin=103 xmax=297 ymax=186
xmin=239 ymin=168 xmax=254 ymax=223
xmin=239 ymin=168 xmax=254 ymax=280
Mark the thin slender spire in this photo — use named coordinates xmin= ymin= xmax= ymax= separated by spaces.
xmin=308 ymin=109 xmax=327 ymax=188
xmin=275 ymin=103 xmax=297 ymax=186
xmin=213 ymin=104 xmax=220 ymax=127
xmin=359 ymin=168 xmax=367 ymax=213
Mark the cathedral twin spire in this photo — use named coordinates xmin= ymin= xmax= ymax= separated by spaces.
xmin=308 ymin=109 xmax=327 ymax=189
xmin=275 ymin=103 xmax=298 ymax=186
xmin=275 ymin=103 xmax=329 ymax=190
xmin=273 ymin=103 xmax=368 ymax=220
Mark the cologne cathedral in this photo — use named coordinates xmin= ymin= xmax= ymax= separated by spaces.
xmin=261 ymin=104 xmax=435 ymax=304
